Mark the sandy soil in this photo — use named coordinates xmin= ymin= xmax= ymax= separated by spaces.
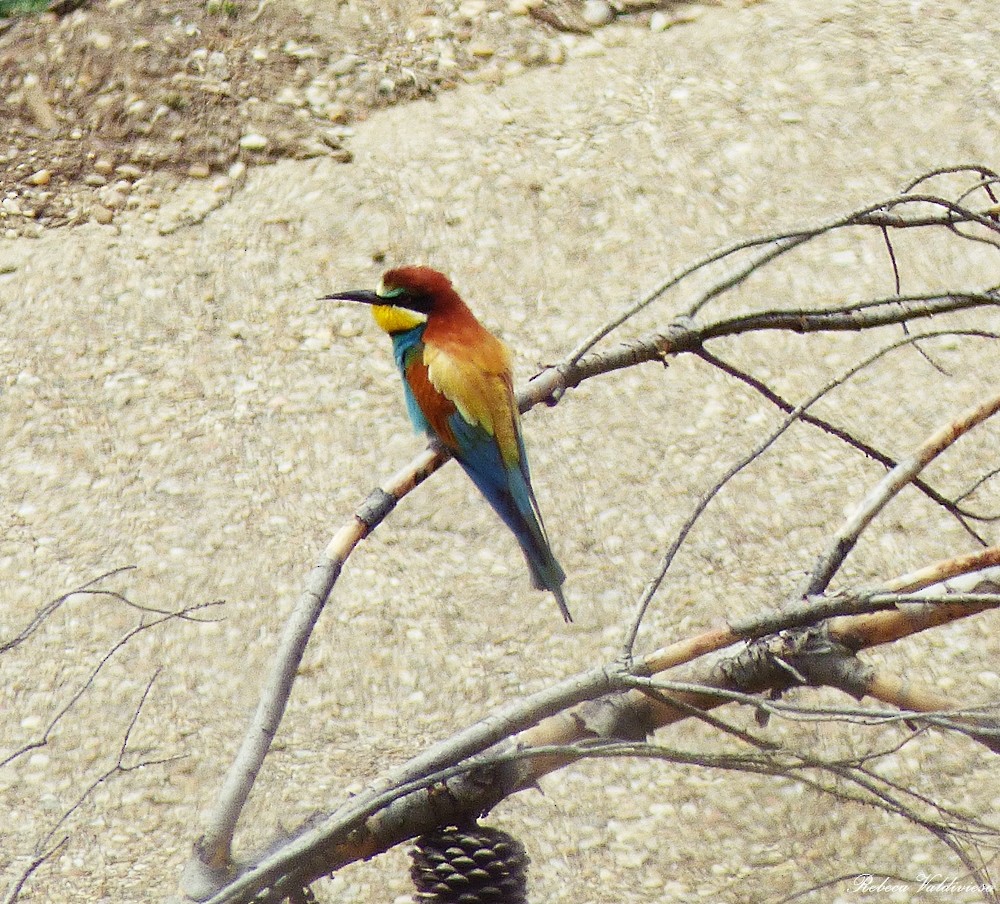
xmin=3 ymin=1 xmax=1000 ymax=902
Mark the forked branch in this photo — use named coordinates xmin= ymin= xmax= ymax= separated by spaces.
xmin=181 ymin=166 xmax=1000 ymax=901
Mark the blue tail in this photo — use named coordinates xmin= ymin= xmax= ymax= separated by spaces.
xmin=448 ymin=416 xmax=571 ymax=622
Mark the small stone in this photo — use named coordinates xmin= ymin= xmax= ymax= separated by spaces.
xmin=650 ymin=8 xmax=700 ymax=30
xmin=283 ymin=39 xmax=321 ymax=59
xmin=329 ymin=54 xmax=359 ymax=76
xmin=320 ymin=130 xmax=344 ymax=150
xmin=325 ymin=102 xmax=349 ymax=123
xmin=115 ymin=164 xmax=143 ymax=179
xmin=457 ymin=0 xmax=487 ymax=19
xmin=376 ymin=77 xmax=395 ymax=96
xmin=89 ymin=31 xmax=113 ymax=51
xmin=581 ymin=0 xmax=614 ymax=26
xmin=187 ymin=163 xmax=211 ymax=178
xmin=572 ymin=37 xmax=606 ymax=58
xmin=27 ymin=168 xmax=51 ymax=186
xmin=207 ymin=50 xmax=228 ymax=78
xmin=93 ymin=158 xmax=114 ymax=175
xmin=304 ymin=84 xmax=331 ymax=109
xmin=101 ymin=190 xmax=127 ymax=209
xmin=228 ymin=161 xmax=247 ymax=181
xmin=239 ymin=133 xmax=269 ymax=150
xmin=469 ymin=40 xmax=495 ymax=58
xmin=275 ymin=86 xmax=303 ymax=106
xmin=84 ymin=173 xmax=108 ymax=186
xmin=92 ymin=205 xmax=114 ymax=225
xmin=251 ymin=46 xmax=268 ymax=62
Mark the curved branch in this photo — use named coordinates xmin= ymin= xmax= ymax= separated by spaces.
xmin=182 ymin=165 xmax=1000 ymax=895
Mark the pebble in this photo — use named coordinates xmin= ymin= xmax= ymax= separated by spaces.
xmin=28 ymin=168 xmax=51 ymax=186
xmin=457 ymin=0 xmax=487 ymax=20
xmin=238 ymin=133 xmax=269 ymax=150
xmin=101 ymin=190 xmax=127 ymax=209
xmin=329 ymin=54 xmax=359 ymax=76
xmin=115 ymin=164 xmax=143 ymax=180
xmin=325 ymin=102 xmax=349 ymax=123
xmin=92 ymin=205 xmax=114 ymax=225
xmin=88 ymin=31 xmax=113 ymax=51
xmin=572 ymin=37 xmax=606 ymax=58
xmin=275 ymin=86 xmax=303 ymax=106
xmin=93 ymin=158 xmax=114 ymax=176
xmin=582 ymin=0 xmax=615 ymax=27
xmin=650 ymin=11 xmax=671 ymax=31
xmin=84 ymin=173 xmax=108 ymax=186
xmin=377 ymin=77 xmax=395 ymax=96
xmin=187 ymin=163 xmax=211 ymax=178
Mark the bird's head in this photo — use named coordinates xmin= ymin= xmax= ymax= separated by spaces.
xmin=324 ymin=266 xmax=458 ymax=335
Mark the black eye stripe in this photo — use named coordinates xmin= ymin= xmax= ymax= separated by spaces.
xmin=384 ymin=288 xmax=433 ymax=313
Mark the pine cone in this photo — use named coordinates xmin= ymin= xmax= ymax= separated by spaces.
xmin=409 ymin=825 xmax=529 ymax=904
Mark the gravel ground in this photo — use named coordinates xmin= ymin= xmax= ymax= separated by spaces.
xmin=3 ymin=1 xmax=1000 ymax=903
xmin=0 ymin=0 xmax=694 ymax=234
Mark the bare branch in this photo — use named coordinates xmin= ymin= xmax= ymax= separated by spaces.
xmin=1 ymin=838 xmax=68 ymax=904
xmin=693 ymin=346 xmax=989 ymax=543
xmin=0 ymin=567 xmax=136 ymax=655
xmin=182 ymin=167 xmax=1000 ymax=899
xmin=2 ymin=599 xmax=222 ymax=770
xmin=36 ymin=669 xmax=181 ymax=851
xmin=802 ymin=390 xmax=1000 ymax=596
xmin=625 ymin=330 xmax=996 ymax=653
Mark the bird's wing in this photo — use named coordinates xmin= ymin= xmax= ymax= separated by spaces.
xmin=421 ymin=340 xmax=521 ymax=468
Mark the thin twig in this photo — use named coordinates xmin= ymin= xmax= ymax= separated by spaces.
xmin=2 ymin=600 xmax=222 ymax=770
xmin=0 ymin=567 xmax=137 ymax=655
xmin=623 ymin=330 xmax=995 ymax=655
xmin=1 ymin=838 xmax=68 ymax=904
xmin=693 ymin=346 xmax=988 ymax=544
xmin=803 ymin=391 xmax=1000 ymax=596
xmin=36 ymin=670 xmax=181 ymax=851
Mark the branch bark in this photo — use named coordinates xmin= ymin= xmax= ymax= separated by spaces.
xmin=180 ymin=166 xmax=1000 ymax=900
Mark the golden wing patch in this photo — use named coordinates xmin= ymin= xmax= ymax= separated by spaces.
xmin=424 ymin=344 xmax=521 ymax=467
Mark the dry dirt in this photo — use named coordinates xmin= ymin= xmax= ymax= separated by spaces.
xmin=0 ymin=0 xmax=690 ymax=232
xmin=3 ymin=1 xmax=1000 ymax=903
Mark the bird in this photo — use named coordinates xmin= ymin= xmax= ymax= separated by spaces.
xmin=325 ymin=266 xmax=571 ymax=622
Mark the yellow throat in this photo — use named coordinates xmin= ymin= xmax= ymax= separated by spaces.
xmin=371 ymin=304 xmax=427 ymax=334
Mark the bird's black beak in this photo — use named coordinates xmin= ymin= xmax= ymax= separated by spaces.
xmin=322 ymin=289 xmax=381 ymax=305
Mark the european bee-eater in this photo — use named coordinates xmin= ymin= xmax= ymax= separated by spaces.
xmin=326 ymin=266 xmax=571 ymax=622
